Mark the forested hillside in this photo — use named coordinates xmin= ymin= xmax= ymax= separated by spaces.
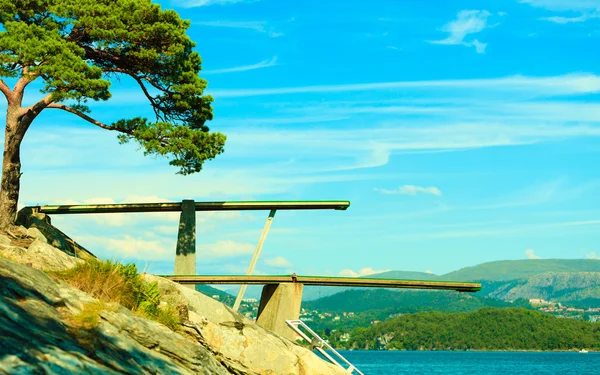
xmin=303 ymin=289 xmax=523 ymax=313
xmin=344 ymin=308 xmax=600 ymax=351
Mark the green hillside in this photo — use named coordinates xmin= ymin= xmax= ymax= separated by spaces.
xmin=367 ymin=270 xmax=438 ymax=280
xmin=195 ymin=284 xmax=236 ymax=305
xmin=440 ymin=259 xmax=600 ymax=281
xmin=303 ymin=288 xmax=525 ymax=313
xmin=302 ymin=270 xmax=438 ymax=300
xmin=344 ymin=308 xmax=600 ymax=351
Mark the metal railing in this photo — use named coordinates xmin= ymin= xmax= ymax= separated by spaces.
xmin=286 ymin=319 xmax=364 ymax=375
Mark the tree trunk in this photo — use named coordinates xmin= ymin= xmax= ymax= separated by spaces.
xmin=0 ymin=108 xmax=25 ymax=230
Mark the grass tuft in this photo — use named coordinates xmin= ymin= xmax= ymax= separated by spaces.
xmin=53 ymin=259 xmax=182 ymax=330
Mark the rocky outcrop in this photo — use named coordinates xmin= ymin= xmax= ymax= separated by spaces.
xmin=16 ymin=207 xmax=95 ymax=260
xmin=0 ymin=233 xmax=349 ymax=374
xmin=145 ymin=275 xmax=350 ymax=375
xmin=0 ymin=231 xmax=84 ymax=272
xmin=0 ymin=257 xmax=255 ymax=374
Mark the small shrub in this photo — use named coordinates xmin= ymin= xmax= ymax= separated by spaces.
xmin=53 ymin=259 xmax=181 ymax=330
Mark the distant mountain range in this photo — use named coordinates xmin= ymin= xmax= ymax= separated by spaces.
xmin=439 ymin=259 xmax=600 ymax=281
xmin=193 ymin=259 xmax=600 ymax=309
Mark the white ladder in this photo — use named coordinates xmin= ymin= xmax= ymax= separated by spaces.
xmin=286 ymin=319 xmax=364 ymax=375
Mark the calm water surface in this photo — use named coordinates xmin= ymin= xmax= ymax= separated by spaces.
xmin=332 ymin=351 xmax=599 ymax=375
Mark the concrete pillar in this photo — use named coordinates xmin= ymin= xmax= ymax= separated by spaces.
xmin=256 ymin=283 xmax=304 ymax=341
xmin=174 ymin=200 xmax=196 ymax=285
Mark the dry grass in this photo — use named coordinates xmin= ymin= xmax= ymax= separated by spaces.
xmin=54 ymin=259 xmax=140 ymax=309
xmin=69 ymin=301 xmax=118 ymax=330
xmin=53 ymin=259 xmax=182 ymax=330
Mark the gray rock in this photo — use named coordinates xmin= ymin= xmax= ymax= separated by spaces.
xmin=16 ymin=208 xmax=96 ymax=260
xmin=0 ymin=258 xmax=252 ymax=375
xmin=26 ymin=227 xmax=47 ymax=243
xmin=0 ymin=239 xmax=83 ymax=272
xmin=144 ymin=274 xmax=350 ymax=375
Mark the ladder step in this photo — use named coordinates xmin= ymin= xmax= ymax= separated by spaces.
xmin=286 ymin=319 xmax=364 ymax=375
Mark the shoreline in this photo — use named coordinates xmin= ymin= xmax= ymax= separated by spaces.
xmin=335 ymin=348 xmax=597 ymax=353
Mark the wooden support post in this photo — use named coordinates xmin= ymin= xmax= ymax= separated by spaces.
xmin=174 ymin=200 xmax=196 ymax=288
xmin=256 ymin=283 xmax=304 ymax=341
xmin=233 ymin=209 xmax=276 ymax=311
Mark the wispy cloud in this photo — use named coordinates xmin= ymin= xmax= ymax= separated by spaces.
xmin=193 ymin=20 xmax=282 ymax=37
xmin=209 ymin=73 xmax=600 ymax=98
xmin=200 ymin=240 xmax=255 ymax=258
xmin=520 ymin=0 xmax=600 ymax=12
xmin=470 ymin=179 xmax=563 ymax=210
xmin=525 ymin=248 xmax=541 ymax=259
xmin=521 ymin=0 xmax=600 ymax=23
xmin=77 ymin=234 xmax=174 ymax=261
xmin=541 ymin=13 xmax=599 ymax=23
xmin=174 ymin=0 xmax=258 ymax=8
xmin=390 ymin=219 xmax=600 ymax=241
xmin=429 ymin=10 xmax=493 ymax=54
xmin=339 ymin=267 xmax=390 ymax=277
xmin=265 ymin=256 xmax=292 ymax=267
xmin=375 ymin=185 xmax=442 ymax=196
xmin=203 ymin=56 xmax=278 ymax=74
xmin=587 ymin=251 xmax=599 ymax=259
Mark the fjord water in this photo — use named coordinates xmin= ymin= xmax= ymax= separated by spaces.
xmin=336 ymin=351 xmax=599 ymax=375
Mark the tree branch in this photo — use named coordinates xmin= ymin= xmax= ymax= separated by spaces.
xmin=104 ymin=67 xmax=165 ymax=121
xmin=13 ymin=67 xmax=37 ymax=98
xmin=104 ymin=68 xmax=157 ymax=104
xmin=0 ymin=79 xmax=14 ymax=103
xmin=46 ymin=103 xmax=128 ymax=133
xmin=19 ymin=93 xmax=54 ymax=119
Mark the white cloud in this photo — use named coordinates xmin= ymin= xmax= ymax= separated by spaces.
xmin=78 ymin=235 xmax=174 ymax=261
xmin=425 ymin=270 xmax=433 ymax=274
xmin=390 ymin=220 xmax=600 ymax=241
xmin=525 ymin=248 xmax=541 ymax=259
xmin=174 ymin=0 xmax=257 ymax=8
xmin=193 ymin=20 xmax=282 ymax=37
xmin=200 ymin=240 xmax=255 ymax=257
xmin=209 ymin=73 xmax=600 ymax=98
xmin=587 ymin=251 xmax=599 ymax=259
xmin=338 ymin=267 xmax=390 ymax=277
xmin=541 ymin=14 xmax=599 ymax=23
xmin=429 ymin=10 xmax=492 ymax=53
xmin=375 ymin=185 xmax=442 ymax=196
xmin=204 ymin=56 xmax=278 ymax=74
xmin=521 ymin=0 xmax=600 ymax=23
xmin=470 ymin=179 xmax=563 ymax=210
xmin=520 ymin=0 xmax=600 ymax=12
xmin=265 ymin=256 xmax=292 ymax=267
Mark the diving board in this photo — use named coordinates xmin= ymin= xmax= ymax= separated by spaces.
xmin=25 ymin=199 xmax=350 ymax=310
xmin=32 ymin=200 xmax=350 ymax=214
xmin=162 ymin=274 xmax=481 ymax=292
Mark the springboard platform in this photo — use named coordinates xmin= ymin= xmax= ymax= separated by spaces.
xmin=162 ymin=274 xmax=481 ymax=340
xmin=161 ymin=274 xmax=481 ymax=292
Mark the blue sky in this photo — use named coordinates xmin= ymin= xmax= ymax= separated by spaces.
xmin=5 ymin=0 xmax=600 ymax=279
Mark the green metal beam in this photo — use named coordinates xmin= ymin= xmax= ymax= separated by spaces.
xmin=32 ymin=200 xmax=350 ymax=214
